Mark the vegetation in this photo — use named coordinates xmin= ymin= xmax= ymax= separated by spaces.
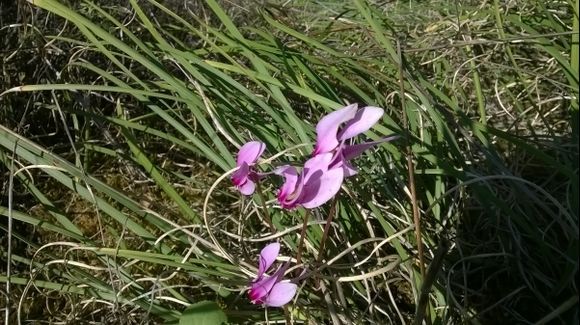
xmin=1 ymin=0 xmax=578 ymax=323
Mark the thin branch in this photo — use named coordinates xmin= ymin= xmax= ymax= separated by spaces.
xmin=397 ymin=39 xmax=428 ymax=322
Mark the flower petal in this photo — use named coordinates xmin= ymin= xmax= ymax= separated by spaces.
xmin=302 ymin=153 xmax=333 ymax=183
xmin=263 ymin=282 xmax=298 ymax=307
xmin=313 ymin=104 xmax=358 ymax=155
xmin=232 ymin=162 xmax=250 ymax=186
xmin=258 ymin=243 xmax=280 ymax=277
xmin=342 ymin=136 xmax=399 ymax=161
xmin=338 ymin=106 xmax=384 ymax=141
xmin=249 ymin=263 xmax=289 ymax=304
xmin=275 ymin=166 xmax=299 ymax=203
xmin=238 ymin=179 xmax=256 ymax=195
xmin=249 ymin=275 xmax=278 ymax=304
xmin=342 ymin=161 xmax=358 ymax=177
xmin=301 ymin=167 xmax=344 ymax=209
xmin=237 ymin=141 xmax=266 ymax=165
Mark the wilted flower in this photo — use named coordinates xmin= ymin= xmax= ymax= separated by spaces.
xmin=248 ymin=242 xmax=297 ymax=307
xmin=276 ymin=153 xmax=344 ymax=209
xmin=231 ymin=141 xmax=266 ymax=195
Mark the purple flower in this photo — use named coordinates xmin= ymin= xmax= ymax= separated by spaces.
xmin=276 ymin=153 xmax=344 ymax=209
xmin=231 ymin=141 xmax=266 ymax=195
xmin=313 ymin=104 xmax=396 ymax=177
xmin=248 ymin=243 xmax=297 ymax=307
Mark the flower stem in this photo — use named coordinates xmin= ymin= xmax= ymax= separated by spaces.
xmin=316 ymin=196 xmax=338 ymax=265
xmin=295 ymin=209 xmax=311 ymax=276
xmin=255 ymin=180 xmax=275 ymax=232
xmin=283 ymin=305 xmax=291 ymax=324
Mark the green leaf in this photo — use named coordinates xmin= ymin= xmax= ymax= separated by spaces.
xmin=179 ymin=301 xmax=228 ymax=325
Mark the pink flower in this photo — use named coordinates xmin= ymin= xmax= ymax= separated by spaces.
xmin=248 ymin=243 xmax=297 ymax=307
xmin=276 ymin=153 xmax=344 ymax=209
xmin=313 ymin=104 xmax=397 ymax=177
xmin=231 ymin=141 xmax=266 ymax=195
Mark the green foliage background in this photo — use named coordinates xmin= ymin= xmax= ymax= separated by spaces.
xmin=1 ymin=0 xmax=578 ymax=323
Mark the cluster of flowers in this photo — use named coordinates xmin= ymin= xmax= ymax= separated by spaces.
xmin=232 ymin=104 xmax=397 ymax=210
xmin=233 ymin=104 xmax=397 ymax=307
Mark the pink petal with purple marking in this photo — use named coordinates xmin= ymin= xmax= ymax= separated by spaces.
xmin=342 ymin=136 xmax=399 ymax=161
xmin=248 ymin=275 xmax=276 ymax=303
xmin=232 ymin=162 xmax=250 ymax=186
xmin=275 ymin=166 xmax=299 ymax=204
xmin=238 ymin=179 xmax=256 ymax=195
xmin=342 ymin=161 xmax=358 ymax=177
xmin=249 ymin=264 xmax=288 ymax=304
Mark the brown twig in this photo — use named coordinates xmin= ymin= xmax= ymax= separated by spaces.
xmin=397 ymin=40 xmax=428 ymax=322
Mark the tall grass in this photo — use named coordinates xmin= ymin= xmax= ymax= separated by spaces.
xmin=1 ymin=0 xmax=578 ymax=323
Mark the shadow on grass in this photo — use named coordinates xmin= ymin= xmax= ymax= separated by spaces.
xmin=440 ymin=134 xmax=579 ymax=324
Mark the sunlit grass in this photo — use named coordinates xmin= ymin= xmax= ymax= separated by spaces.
xmin=1 ymin=0 xmax=578 ymax=323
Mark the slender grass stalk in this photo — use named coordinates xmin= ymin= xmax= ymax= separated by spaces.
xmin=414 ymin=241 xmax=449 ymax=325
xmin=397 ymin=40 xmax=427 ymax=320
xmin=466 ymin=50 xmax=486 ymax=126
xmin=295 ymin=209 xmax=311 ymax=276
xmin=255 ymin=180 xmax=275 ymax=233
xmin=4 ymin=146 xmax=16 ymax=325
